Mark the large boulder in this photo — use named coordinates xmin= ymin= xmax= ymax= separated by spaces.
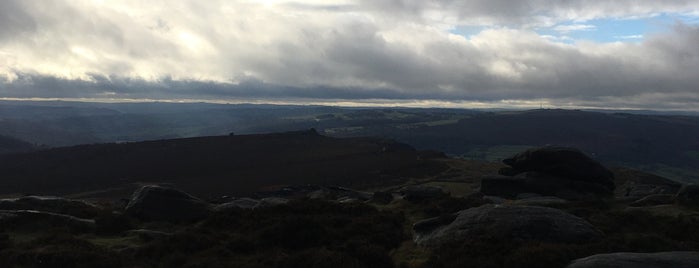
xmin=413 ymin=204 xmax=602 ymax=247
xmin=676 ymin=184 xmax=699 ymax=207
xmin=500 ymin=146 xmax=614 ymax=190
xmin=125 ymin=185 xmax=210 ymax=222
xmin=567 ymin=251 xmax=699 ymax=268
xmin=484 ymin=147 xmax=615 ymax=200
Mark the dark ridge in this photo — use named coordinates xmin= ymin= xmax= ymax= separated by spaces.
xmin=0 ymin=130 xmax=445 ymax=198
xmin=0 ymin=134 xmax=35 ymax=155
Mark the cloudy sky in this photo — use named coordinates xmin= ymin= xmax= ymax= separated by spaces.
xmin=1 ymin=0 xmax=699 ymax=110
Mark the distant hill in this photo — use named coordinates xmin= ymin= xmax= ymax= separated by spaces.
xmin=0 ymin=134 xmax=35 ymax=154
xmin=0 ymin=130 xmax=447 ymax=197
xmin=370 ymin=109 xmax=699 ymax=181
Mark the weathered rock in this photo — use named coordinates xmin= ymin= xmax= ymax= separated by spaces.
xmin=0 ymin=209 xmax=95 ymax=231
xmin=127 ymin=229 xmax=173 ymax=240
xmin=0 ymin=196 xmax=100 ymax=218
xmin=214 ymin=198 xmax=260 ymax=211
xmin=676 ymin=184 xmax=699 ymax=207
xmin=125 ymin=185 xmax=210 ymax=222
xmin=401 ymin=185 xmax=448 ymax=201
xmin=567 ymin=251 xmax=699 ymax=268
xmin=413 ymin=204 xmax=602 ymax=247
xmin=500 ymin=146 xmax=615 ymax=191
xmin=327 ymin=186 xmax=373 ymax=201
xmin=255 ymin=197 xmax=289 ymax=208
xmin=629 ymin=194 xmax=675 ymax=207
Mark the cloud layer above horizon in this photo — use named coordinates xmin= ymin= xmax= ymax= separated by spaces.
xmin=1 ymin=0 xmax=699 ymax=109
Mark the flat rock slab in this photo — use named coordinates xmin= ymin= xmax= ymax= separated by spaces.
xmin=567 ymin=251 xmax=699 ymax=268
xmin=414 ymin=204 xmax=602 ymax=247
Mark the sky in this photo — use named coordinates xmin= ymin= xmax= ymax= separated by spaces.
xmin=1 ymin=0 xmax=699 ymax=110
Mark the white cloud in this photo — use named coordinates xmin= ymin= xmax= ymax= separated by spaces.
xmin=1 ymin=0 xmax=699 ymax=110
xmin=553 ymin=24 xmax=596 ymax=33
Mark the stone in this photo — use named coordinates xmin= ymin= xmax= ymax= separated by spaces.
xmin=214 ymin=198 xmax=260 ymax=210
xmin=500 ymin=146 xmax=614 ymax=191
xmin=127 ymin=229 xmax=173 ymax=241
xmin=125 ymin=185 xmax=210 ymax=222
xmin=413 ymin=204 xmax=602 ymax=247
xmin=567 ymin=251 xmax=699 ymax=268
xmin=255 ymin=197 xmax=289 ymax=208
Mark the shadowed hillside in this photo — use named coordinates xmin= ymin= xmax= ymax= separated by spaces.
xmin=0 ymin=130 xmax=447 ymax=198
xmin=0 ymin=135 xmax=35 ymax=154
xmin=388 ymin=109 xmax=699 ymax=179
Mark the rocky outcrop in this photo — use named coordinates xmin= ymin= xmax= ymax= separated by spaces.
xmin=676 ymin=184 xmax=699 ymax=207
xmin=125 ymin=185 xmax=210 ymax=222
xmin=482 ymin=147 xmax=615 ymax=200
xmin=213 ymin=197 xmax=289 ymax=211
xmin=413 ymin=204 xmax=602 ymax=247
xmin=567 ymin=251 xmax=699 ymax=268
xmin=0 ymin=196 xmax=100 ymax=218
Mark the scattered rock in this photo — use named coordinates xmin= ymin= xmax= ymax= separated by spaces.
xmin=676 ymin=184 xmax=699 ymax=207
xmin=401 ymin=185 xmax=448 ymax=201
xmin=0 ymin=196 xmax=100 ymax=218
xmin=125 ymin=185 xmax=210 ymax=222
xmin=413 ymin=204 xmax=602 ymax=247
xmin=629 ymin=194 xmax=675 ymax=207
xmin=567 ymin=251 xmax=699 ymax=268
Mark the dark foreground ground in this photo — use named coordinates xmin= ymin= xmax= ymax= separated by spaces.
xmin=0 ymin=133 xmax=698 ymax=267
